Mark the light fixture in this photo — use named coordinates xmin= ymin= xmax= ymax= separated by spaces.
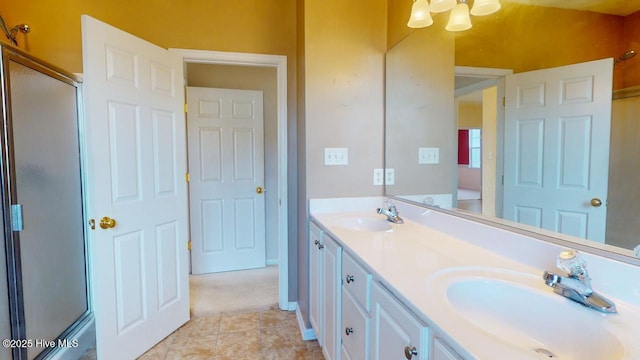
xmin=445 ymin=0 xmax=472 ymax=32
xmin=407 ymin=0 xmax=433 ymax=28
xmin=429 ymin=0 xmax=456 ymax=13
xmin=406 ymin=0 xmax=500 ymax=32
xmin=470 ymin=0 xmax=501 ymax=16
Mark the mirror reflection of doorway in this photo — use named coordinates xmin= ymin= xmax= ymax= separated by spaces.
xmin=455 ymin=67 xmax=510 ymax=218
xmin=457 ymin=127 xmax=482 ymax=213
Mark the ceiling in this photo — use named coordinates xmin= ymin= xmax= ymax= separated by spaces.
xmin=504 ymin=0 xmax=640 ymax=16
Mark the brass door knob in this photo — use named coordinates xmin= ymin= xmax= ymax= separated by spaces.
xmin=256 ymin=186 xmax=264 ymax=194
xmin=100 ymin=216 xmax=117 ymax=229
xmin=590 ymin=198 xmax=603 ymax=207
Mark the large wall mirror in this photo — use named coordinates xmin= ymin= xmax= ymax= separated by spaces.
xmin=385 ymin=0 xmax=640 ymax=261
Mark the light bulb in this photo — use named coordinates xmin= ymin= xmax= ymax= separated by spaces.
xmin=407 ymin=0 xmax=433 ymax=28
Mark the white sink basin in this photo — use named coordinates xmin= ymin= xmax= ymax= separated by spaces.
xmin=426 ymin=268 xmax=636 ymax=359
xmin=333 ymin=215 xmax=393 ymax=232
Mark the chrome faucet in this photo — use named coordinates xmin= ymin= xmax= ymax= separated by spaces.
xmin=377 ymin=202 xmax=404 ymax=224
xmin=542 ymin=249 xmax=617 ymax=313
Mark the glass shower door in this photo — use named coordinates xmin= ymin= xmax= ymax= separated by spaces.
xmin=7 ymin=58 xmax=88 ymax=359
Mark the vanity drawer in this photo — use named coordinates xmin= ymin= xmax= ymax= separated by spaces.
xmin=341 ymin=287 xmax=370 ymax=360
xmin=342 ymin=251 xmax=372 ymax=311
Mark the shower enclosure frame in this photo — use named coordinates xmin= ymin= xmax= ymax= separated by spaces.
xmin=0 ymin=43 xmax=92 ymax=360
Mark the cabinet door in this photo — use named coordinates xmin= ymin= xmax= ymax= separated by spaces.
xmin=371 ymin=282 xmax=429 ymax=360
xmin=341 ymin=287 xmax=370 ymax=360
xmin=343 ymin=251 xmax=372 ymax=311
xmin=432 ymin=338 xmax=463 ymax=360
xmin=322 ymin=235 xmax=342 ymax=360
xmin=309 ymin=222 xmax=324 ymax=345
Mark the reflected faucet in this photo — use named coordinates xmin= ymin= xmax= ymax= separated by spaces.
xmin=377 ymin=202 xmax=404 ymax=224
xmin=543 ymin=249 xmax=617 ymax=313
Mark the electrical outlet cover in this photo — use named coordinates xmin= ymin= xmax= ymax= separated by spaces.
xmin=373 ymin=168 xmax=384 ymax=185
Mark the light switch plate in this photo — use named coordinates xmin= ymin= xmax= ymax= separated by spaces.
xmin=373 ymin=168 xmax=384 ymax=185
xmin=324 ymin=148 xmax=348 ymax=165
xmin=385 ymin=168 xmax=395 ymax=185
xmin=418 ymin=147 xmax=440 ymax=164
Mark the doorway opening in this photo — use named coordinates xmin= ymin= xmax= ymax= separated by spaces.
xmin=170 ymin=49 xmax=290 ymax=311
xmin=454 ymin=66 xmax=512 ymax=217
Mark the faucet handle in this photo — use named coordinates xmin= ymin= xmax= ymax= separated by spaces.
xmin=557 ymin=249 xmax=587 ymax=276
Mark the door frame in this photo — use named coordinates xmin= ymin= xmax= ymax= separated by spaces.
xmin=170 ymin=49 xmax=290 ymax=311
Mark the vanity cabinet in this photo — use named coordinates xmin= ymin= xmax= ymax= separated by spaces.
xmin=432 ymin=338 xmax=463 ymax=360
xmin=371 ymin=281 xmax=429 ymax=360
xmin=309 ymin=222 xmax=342 ymax=360
xmin=311 ymin=219 xmax=462 ymax=360
xmin=341 ymin=251 xmax=373 ymax=359
xmin=309 ymin=222 xmax=324 ymax=345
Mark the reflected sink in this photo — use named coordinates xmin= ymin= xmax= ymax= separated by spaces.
xmin=333 ymin=215 xmax=393 ymax=232
xmin=426 ymin=268 xmax=632 ymax=359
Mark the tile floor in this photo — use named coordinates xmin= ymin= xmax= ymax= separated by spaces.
xmin=82 ymin=305 xmax=323 ymax=360
xmin=140 ymin=305 xmax=323 ymax=360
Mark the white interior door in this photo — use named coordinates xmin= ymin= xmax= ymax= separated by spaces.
xmin=82 ymin=15 xmax=189 ymax=359
xmin=187 ymin=86 xmax=266 ymax=274
xmin=503 ymin=58 xmax=613 ymax=242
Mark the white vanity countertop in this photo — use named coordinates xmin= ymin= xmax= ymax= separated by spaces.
xmin=310 ymin=197 xmax=640 ymax=360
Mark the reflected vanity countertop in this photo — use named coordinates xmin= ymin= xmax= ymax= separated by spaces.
xmin=310 ymin=197 xmax=640 ymax=360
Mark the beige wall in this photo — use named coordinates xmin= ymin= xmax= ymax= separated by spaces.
xmin=622 ymin=11 xmax=640 ymax=88
xmin=303 ymin=0 xmax=386 ymax=199
xmin=458 ymin=102 xmax=482 ymax=129
xmin=481 ymin=86 xmax=498 ymax=217
xmin=455 ymin=2 xmax=625 ymax=88
xmin=4 ymin=0 xmax=301 ymax=302
xmin=2 ymin=0 xmax=296 ymax=74
xmin=607 ymin=95 xmax=640 ymax=250
xmin=385 ymin=26 xmax=455 ymax=197
xmin=452 ymin=3 xmax=640 ymax=90
xmin=457 ymin=166 xmax=481 ymax=191
xmin=295 ymin=0 xmax=386 ymax=328
xmin=186 ymin=63 xmax=280 ymax=264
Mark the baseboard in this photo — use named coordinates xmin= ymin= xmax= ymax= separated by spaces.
xmin=295 ymin=302 xmax=317 ymax=341
xmin=266 ymin=258 xmax=279 ymax=266
xmin=47 ymin=315 xmax=95 ymax=360
xmin=287 ymin=301 xmax=297 ymax=311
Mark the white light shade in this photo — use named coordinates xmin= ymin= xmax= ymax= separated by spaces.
xmin=470 ymin=0 xmax=501 ymax=16
xmin=445 ymin=2 xmax=472 ymax=31
xmin=429 ymin=0 xmax=457 ymax=13
xmin=407 ymin=0 xmax=433 ymax=28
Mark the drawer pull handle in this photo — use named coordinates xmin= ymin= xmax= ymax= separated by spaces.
xmin=318 ymin=244 xmax=324 ymax=249
xmin=404 ymin=346 xmax=418 ymax=359
xmin=314 ymin=239 xmax=319 ymax=245
xmin=345 ymin=274 xmax=355 ymax=283
xmin=345 ymin=327 xmax=354 ymax=336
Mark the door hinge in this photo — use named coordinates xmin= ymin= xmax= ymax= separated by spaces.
xmin=188 ymin=241 xmax=191 ymax=250
xmin=185 ymin=173 xmax=190 ymax=182
xmin=10 ymin=204 xmax=23 ymax=231
xmin=502 ymin=96 xmax=506 ymax=107
xmin=184 ymin=104 xmax=188 ymax=113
